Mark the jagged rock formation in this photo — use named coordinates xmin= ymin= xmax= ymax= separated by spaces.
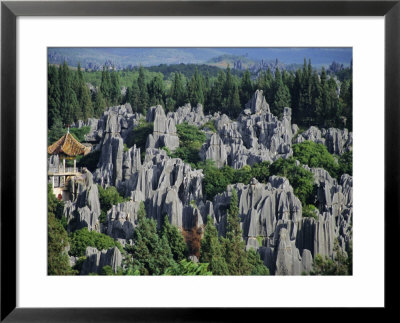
xmin=80 ymin=246 xmax=122 ymax=275
xmin=124 ymin=149 xmax=204 ymax=230
xmin=104 ymin=199 xmax=143 ymax=240
xmin=201 ymin=90 xmax=294 ymax=169
xmin=63 ymin=170 xmax=101 ymax=232
xmin=168 ymin=103 xmax=210 ymax=127
xmin=294 ymin=126 xmax=352 ymax=155
xmin=64 ymin=90 xmax=352 ymax=275
xmin=146 ymin=105 xmax=179 ymax=151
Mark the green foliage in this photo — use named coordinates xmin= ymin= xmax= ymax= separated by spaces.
xmin=302 ymin=204 xmax=319 ymax=220
xmin=198 ymin=161 xmax=270 ymax=201
xmin=160 ymin=215 xmax=188 ymax=262
xmin=338 ymin=150 xmax=352 ymax=176
xmin=68 ymin=227 xmax=119 ymax=257
xmin=169 ymin=122 xmax=207 ymax=165
xmin=293 ymin=141 xmax=340 ymax=179
xmin=127 ymin=202 xmax=175 ymax=275
xmin=48 ymin=185 xmax=75 ymax=275
xmin=69 ymin=126 xmax=91 ymax=142
xmin=222 ymin=189 xmax=251 ymax=275
xmin=49 ymin=60 xmax=351 ymax=132
xmin=270 ymin=157 xmax=315 ymax=206
xmin=163 ymin=259 xmax=212 ymax=276
xmin=200 ymin=120 xmax=217 ymax=133
xmin=311 ymin=240 xmax=350 ymax=275
xmin=127 ymin=119 xmax=153 ymax=159
xmin=200 ymin=216 xmax=229 ymax=275
xmin=247 ymin=249 xmax=270 ymax=275
xmin=76 ymin=150 xmax=100 ymax=172
xmin=97 ymin=185 xmax=128 ymax=222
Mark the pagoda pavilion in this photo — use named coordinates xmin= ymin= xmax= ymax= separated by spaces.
xmin=48 ymin=129 xmax=91 ymax=199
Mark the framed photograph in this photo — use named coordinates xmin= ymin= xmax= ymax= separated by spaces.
xmin=1 ymin=0 xmax=398 ymax=321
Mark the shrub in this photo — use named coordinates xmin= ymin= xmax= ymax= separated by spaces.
xmin=163 ymin=259 xmax=212 ymax=276
xmin=293 ymin=141 xmax=340 ymax=179
xmin=68 ymin=227 xmax=119 ymax=257
xmin=169 ymin=122 xmax=207 ymax=165
xmin=126 ymin=119 xmax=153 ymax=157
xmin=302 ymin=204 xmax=319 ymax=220
xmin=200 ymin=120 xmax=217 ymax=133
xmin=97 ymin=185 xmax=128 ymax=218
xmin=270 ymin=157 xmax=316 ymax=206
xmin=338 ymin=150 xmax=352 ymax=176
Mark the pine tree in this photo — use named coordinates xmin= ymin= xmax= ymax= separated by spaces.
xmin=48 ymin=64 xmax=61 ymax=129
xmin=137 ymin=66 xmax=149 ymax=114
xmin=100 ymin=67 xmax=112 ymax=105
xmin=230 ymin=84 xmax=241 ymax=118
xmin=148 ymin=74 xmax=165 ymax=107
xmin=187 ymin=67 xmax=205 ymax=107
xmin=222 ymin=189 xmax=250 ymax=275
xmin=208 ymin=70 xmax=225 ymax=114
xmin=160 ymin=215 xmax=187 ymax=262
xmin=130 ymin=202 xmax=175 ymax=275
xmin=110 ymin=67 xmax=121 ymax=105
xmin=170 ymin=72 xmax=187 ymax=110
xmin=80 ymin=84 xmax=93 ymax=121
xmin=93 ymin=90 xmax=106 ymax=118
xmin=239 ymin=69 xmax=253 ymax=106
xmin=200 ymin=216 xmax=229 ymax=275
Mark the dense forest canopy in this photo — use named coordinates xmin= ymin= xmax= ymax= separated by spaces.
xmin=48 ymin=59 xmax=352 ymax=133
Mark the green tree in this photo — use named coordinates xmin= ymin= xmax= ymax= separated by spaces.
xmin=247 ymin=248 xmax=270 ymax=275
xmin=129 ymin=202 xmax=175 ymax=275
xmin=187 ymin=67 xmax=205 ymax=107
xmin=169 ymin=72 xmax=187 ymax=109
xmin=222 ymin=189 xmax=251 ymax=275
xmin=100 ymin=67 xmax=112 ymax=105
xmin=200 ymin=216 xmax=229 ymax=275
xmin=48 ymin=64 xmax=61 ymax=129
xmin=160 ymin=215 xmax=187 ymax=262
xmin=240 ymin=69 xmax=253 ymax=107
xmin=148 ymin=74 xmax=165 ymax=107
xmin=68 ymin=227 xmax=121 ymax=257
xmin=48 ymin=184 xmax=74 ymax=275
xmin=292 ymin=141 xmax=340 ymax=179
xmin=137 ymin=66 xmax=149 ymax=114
xmin=270 ymin=157 xmax=315 ymax=206
xmin=93 ymin=90 xmax=106 ymax=118
xmin=163 ymin=259 xmax=212 ymax=275
xmin=110 ymin=68 xmax=121 ymax=105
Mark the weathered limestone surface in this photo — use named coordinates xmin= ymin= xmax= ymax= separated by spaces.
xmin=65 ymin=92 xmax=352 ymax=275
xmin=64 ymin=170 xmax=101 ymax=232
xmin=80 ymin=246 xmax=122 ymax=275
xmin=146 ymin=105 xmax=179 ymax=151
xmin=295 ymin=126 xmax=352 ymax=155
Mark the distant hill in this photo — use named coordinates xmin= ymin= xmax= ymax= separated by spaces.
xmin=48 ymin=47 xmax=352 ymax=71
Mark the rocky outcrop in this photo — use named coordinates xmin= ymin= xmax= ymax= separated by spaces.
xmin=201 ymin=133 xmax=227 ymax=168
xmin=64 ymin=170 xmax=101 ymax=232
xmin=71 ymin=104 xmax=141 ymax=144
xmin=104 ymin=199 xmax=144 ymax=240
xmin=295 ymin=126 xmax=352 ymax=155
xmin=168 ymin=103 xmax=210 ymax=127
xmin=123 ymin=149 xmax=204 ymax=229
xmin=201 ymin=90 xmax=294 ymax=169
xmin=146 ymin=105 xmax=179 ymax=151
xmin=80 ymin=246 xmax=122 ymax=275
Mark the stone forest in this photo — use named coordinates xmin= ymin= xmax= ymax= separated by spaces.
xmin=47 ymin=50 xmax=352 ymax=276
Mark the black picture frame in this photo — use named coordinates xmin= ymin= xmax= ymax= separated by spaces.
xmin=1 ymin=1 xmax=398 ymax=321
